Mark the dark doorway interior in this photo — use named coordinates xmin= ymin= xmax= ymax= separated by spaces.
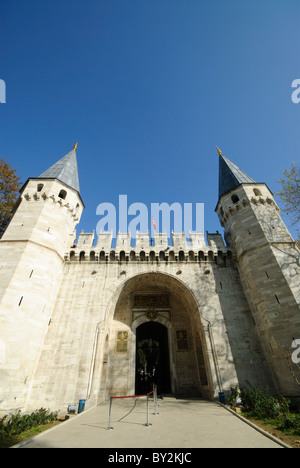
xmin=135 ymin=321 xmax=171 ymax=396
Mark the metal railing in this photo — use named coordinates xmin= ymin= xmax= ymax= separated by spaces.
xmin=107 ymin=385 xmax=159 ymax=430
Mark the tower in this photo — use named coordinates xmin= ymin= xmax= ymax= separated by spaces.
xmin=215 ymin=149 xmax=300 ymax=397
xmin=0 ymin=146 xmax=84 ymax=411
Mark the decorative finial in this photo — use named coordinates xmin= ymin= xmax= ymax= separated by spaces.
xmin=216 ymin=146 xmax=222 ymax=156
xmin=73 ymin=142 xmax=78 ymax=150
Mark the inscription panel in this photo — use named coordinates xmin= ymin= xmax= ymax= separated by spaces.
xmin=175 ymin=330 xmax=189 ymax=351
xmin=134 ymin=294 xmax=170 ymax=308
xmin=115 ymin=330 xmax=129 ymax=354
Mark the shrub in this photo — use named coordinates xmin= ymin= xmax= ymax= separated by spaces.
xmin=227 ymin=385 xmax=240 ymax=407
xmin=239 ymin=383 xmax=290 ymax=420
xmin=230 ymin=381 xmax=300 ymax=435
xmin=0 ymin=408 xmax=58 ymax=439
xmin=277 ymin=412 xmax=300 ymax=435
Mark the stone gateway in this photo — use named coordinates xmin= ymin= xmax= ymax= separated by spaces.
xmin=0 ymin=147 xmax=299 ymax=414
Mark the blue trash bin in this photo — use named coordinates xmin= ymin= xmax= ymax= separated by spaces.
xmin=78 ymin=399 xmax=86 ymax=413
xmin=218 ymin=392 xmax=225 ymax=404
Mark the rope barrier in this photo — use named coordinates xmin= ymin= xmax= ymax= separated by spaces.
xmin=107 ymin=387 xmax=157 ymax=430
xmin=111 ymin=390 xmax=154 ymax=400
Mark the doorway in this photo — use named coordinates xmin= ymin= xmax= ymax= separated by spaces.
xmin=135 ymin=321 xmax=171 ymax=395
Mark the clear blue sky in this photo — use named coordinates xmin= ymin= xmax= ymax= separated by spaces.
xmin=0 ymin=0 xmax=299 ymax=242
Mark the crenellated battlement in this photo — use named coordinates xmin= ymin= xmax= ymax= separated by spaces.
xmin=66 ymin=230 xmax=234 ymax=263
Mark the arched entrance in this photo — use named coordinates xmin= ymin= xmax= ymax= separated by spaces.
xmin=135 ymin=321 xmax=171 ymax=395
xmin=100 ymin=272 xmax=213 ymax=400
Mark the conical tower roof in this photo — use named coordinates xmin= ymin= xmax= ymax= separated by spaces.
xmin=39 ymin=146 xmax=80 ymax=194
xmin=217 ymin=148 xmax=255 ymax=199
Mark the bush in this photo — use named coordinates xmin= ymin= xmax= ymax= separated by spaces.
xmin=226 ymin=382 xmax=300 ymax=435
xmin=277 ymin=412 xmax=300 ymax=435
xmin=239 ymin=383 xmax=290 ymax=420
xmin=0 ymin=408 xmax=58 ymax=439
xmin=227 ymin=385 xmax=240 ymax=407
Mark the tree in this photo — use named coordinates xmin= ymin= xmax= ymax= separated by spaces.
xmin=0 ymin=158 xmax=21 ymax=237
xmin=276 ymin=163 xmax=300 ymax=240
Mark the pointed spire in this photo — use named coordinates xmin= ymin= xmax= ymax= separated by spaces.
xmin=218 ymin=148 xmax=255 ymax=199
xmin=39 ymin=146 xmax=80 ymax=194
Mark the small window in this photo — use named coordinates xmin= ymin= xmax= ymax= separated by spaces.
xmin=198 ymin=251 xmax=204 ymax=261
xmin=179 ymin=250 xmax=185 ymax=262
xmin=130 ymin=251 xmax=136 ymax=261
xmin=58 ymin=189 xmax=67 ymax=200
xmin=208 ymin=251 xmax=214 ymax=261
xmin=99 ymin=251 xmax=106 ymax=262
xmin=253 ymin=188 xmax=262 ymax=197
xmin=79 ymin=251 xmax=85 ymax=262
xmin=188 ymin=251 xmax=195 ymax=261
xmin=159 ymin=251 xmax=165 ymax=261
xmin=231 ymin=194 xmax=239 ymax=204
xmin=140 ymin=251 xmax=146 ymax=261
xmin=119 ymin=251 xmax=126 ymax=262
xmin=110 ymin=251 xmax=116 ymax=261
xmin=37 ymin=183 xmax=44 ymax=192
xmin=90 ymin=251 xmax=96 ymax=261
xmin=169 ymin=251 xmax=175 ymax=262
xmin=149 ymin=251 xmax=156 ymax=262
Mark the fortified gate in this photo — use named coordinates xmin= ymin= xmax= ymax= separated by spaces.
xmin=0 ymin=146 xmax=299 ymax=413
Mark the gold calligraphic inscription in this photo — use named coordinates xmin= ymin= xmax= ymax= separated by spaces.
xmin=134 ymin=294 xmax=170 ymax=308
xmin=176 ymin=330 xmax=188 ymax=351
xmin=115 ymin=330 xmax=129 ymax=354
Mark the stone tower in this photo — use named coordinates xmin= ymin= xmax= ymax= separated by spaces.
xmin=215 ymin=149 xmax=300 ymax=398
xmin=0 ymin=146 xmax=84 ymax=411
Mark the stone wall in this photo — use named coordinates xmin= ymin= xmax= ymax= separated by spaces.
xmin=25 ymin=237 xmax=272 ymax=413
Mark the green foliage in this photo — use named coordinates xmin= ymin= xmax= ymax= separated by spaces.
xmin=240 ymin=384 xmax=282 ymax=419
xmin=277 ymin=412 xmax=300 ymax=434
xmin=0 ymin=408 xmax=58 ymax=439
xmin=238 ymin=382 xmax=300 ymax=435
xmin=227 ymin=385 xmax=240 ymax=407
xmin=276 ymin=163 xmax=300 ymax=236
xmin=0 ymin=157 xmax=21 ymax=237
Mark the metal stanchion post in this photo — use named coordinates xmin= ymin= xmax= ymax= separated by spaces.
xmin=144 ymin=393 xmax=152 ymax=427
xmin=153 ymin=385 xmax=159 ymax=415
xmin=107 ymin=396 xmax=114 ymax=430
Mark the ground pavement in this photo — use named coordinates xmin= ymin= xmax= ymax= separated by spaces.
xmin=13 ymin=397 xmax=288 ymax=449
